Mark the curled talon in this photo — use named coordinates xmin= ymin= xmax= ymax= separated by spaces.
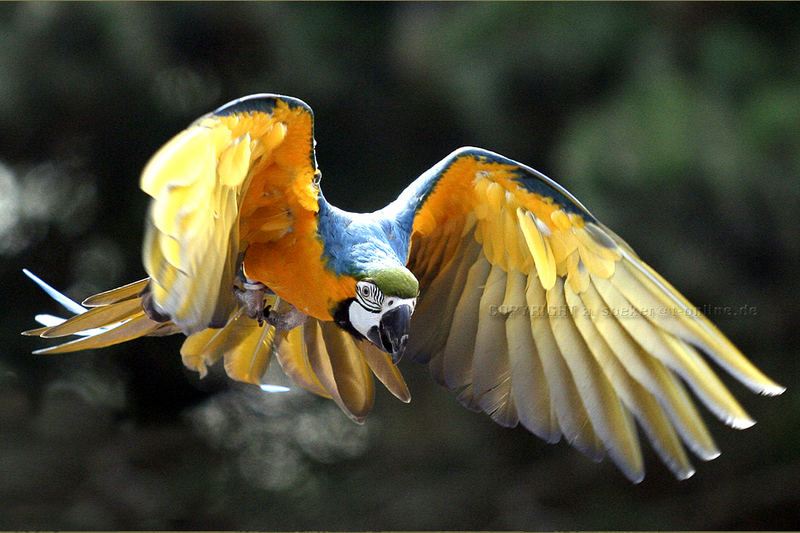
xmin=234 ymin=279 xmax=269 ymax=325
xmin=265 ymin=300 xmax=308 ymax=330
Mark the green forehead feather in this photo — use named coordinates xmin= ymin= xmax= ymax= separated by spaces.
xmin=364 ymin=265 xmax=419 ymax=298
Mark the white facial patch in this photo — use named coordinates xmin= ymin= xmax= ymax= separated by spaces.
xmin=349 ymin=280 xmax=417 ymax=340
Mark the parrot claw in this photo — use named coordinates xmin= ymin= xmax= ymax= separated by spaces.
xmin=265 ymin=302 xmax=307 ymax=330
xmin=233 ymin=278 xmax=307 ymax=330
xmin=234 ymin=279 xmax=269 ymax=324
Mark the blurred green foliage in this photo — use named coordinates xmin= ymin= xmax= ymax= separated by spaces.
xmin=0 ymin=2 xmax=798 ymax=530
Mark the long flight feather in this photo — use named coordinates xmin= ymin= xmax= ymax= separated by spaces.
xmin=410 ymin=233 xmax=481 ymax=364
xmin=618 ymin=255 xmax=784 ymax=395
xmin=505 ymin=270 xmax=557 ymax=441
xmin=566 ymin=283 xmax=693 ymax=479
xmin=221 ymin=318 xmax=275 ymax=385
xmin=304 ymin=320 xmax=365 ymax=423
xmin=320 ymin=321 xmax=375 ymax=420
xmin=548 ymin=277 xmax=644 ymax=482
xmin=591 ymin=274 xmax=755 ymax=431
xmin=526 ymin=275 xmax=603 ymax=460
xmin=275 ymin=326 xmax=330 ymax=398
xmin=359 ymin=340 xmax=411 ymax=403
xmin=580 ymin=278 xmax=720 ymax=459
xmin=440 ymin=254 xmax=491 ymax=390
xmin=471 ymin=264 xmax=514 ymax=422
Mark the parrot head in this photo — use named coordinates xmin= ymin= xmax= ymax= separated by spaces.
xmin=336 ymin=264 xmax=419 ymax=364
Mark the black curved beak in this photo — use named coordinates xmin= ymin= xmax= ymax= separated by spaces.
xmin=366 ymin=304 xmax=412 ymax=364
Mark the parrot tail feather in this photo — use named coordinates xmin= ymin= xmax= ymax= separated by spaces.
xmin=23 ymin=268 xmax=88 ymax=316
xmin=23 ymin=269 xmax=172 ymax=353
xmin=81 ymin=278 xmax=150 ymax=307
xmin=33 ymin=312 xmax=163 ymax=354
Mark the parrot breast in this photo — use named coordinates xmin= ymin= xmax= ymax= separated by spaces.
xmin=241 ymin=199 xmax=357 ymax=321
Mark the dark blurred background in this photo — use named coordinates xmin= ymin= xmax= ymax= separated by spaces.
xmin=1 ymin=2 xmax=798 ymax=530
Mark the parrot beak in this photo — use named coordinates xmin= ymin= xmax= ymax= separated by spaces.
xmin=367 ymin=304 xmax=412 ymax=364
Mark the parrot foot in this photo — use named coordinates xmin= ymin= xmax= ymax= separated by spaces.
xmin=234 ymin=279 xmax=270 ymax=325
xmin=264 ymin=302 xmax=307 ymax=330
xmin=233 ymin=278 xmax=307 ymax=329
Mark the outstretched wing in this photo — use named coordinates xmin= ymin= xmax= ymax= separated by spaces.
xmin=141 ymin=93 xmax=319 ymax=334
xmin=394 ymin=147 xmax=784 ymax=481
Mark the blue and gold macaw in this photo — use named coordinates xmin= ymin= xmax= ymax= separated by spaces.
xmin=26 ymin=94 xmax=784 ymax=482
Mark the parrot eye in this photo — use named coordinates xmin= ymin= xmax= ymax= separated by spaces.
xmin=355 ymin=281 xmax=383 ymax=312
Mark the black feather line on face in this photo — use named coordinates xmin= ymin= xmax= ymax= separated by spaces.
xmin=356 ymin=281 xmax=384 ymax=311
xmin=333 ymin=298 xmax=365 ymax=340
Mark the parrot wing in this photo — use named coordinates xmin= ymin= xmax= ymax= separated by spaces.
xmin=140 ymin=93 xmax=321 ymax=335
xmin=395 ymin=147 xmax=784 ymax=481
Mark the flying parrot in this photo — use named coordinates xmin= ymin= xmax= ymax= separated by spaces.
xmin=25 ymin=94 xmax=784 ymax=482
